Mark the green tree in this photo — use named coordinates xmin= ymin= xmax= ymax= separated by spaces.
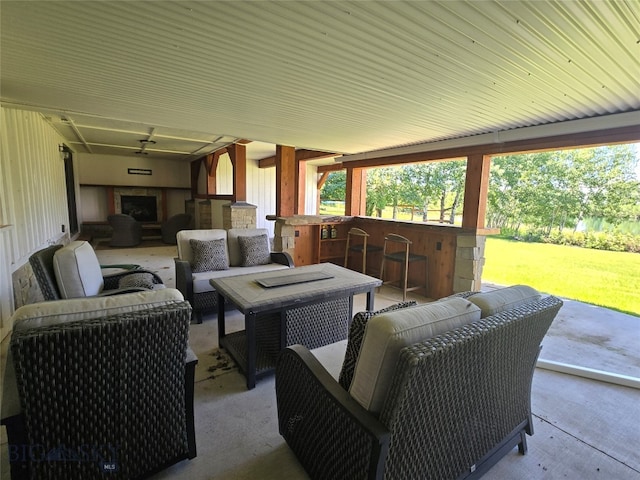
xmin=487 ymin=145 xmax=640 ymax=235
xmin=319 ymin=171 xmax=346 ymax=201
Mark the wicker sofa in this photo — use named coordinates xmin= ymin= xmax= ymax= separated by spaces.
xmin=276 ymin=285 xmax=563 ymax=480
xmin=1 ymin=289 xmax=197 ymax=480
xmin=174 ymin=228 xmax=294 ymax=322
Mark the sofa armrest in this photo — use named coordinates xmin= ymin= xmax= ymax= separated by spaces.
xmin=276 ymin=345 xmax=389 ymax=480
xmin=174 ymin=257 xmax=194 ymax=300
xmin=270 ymin=251 xmax=294 ymax=268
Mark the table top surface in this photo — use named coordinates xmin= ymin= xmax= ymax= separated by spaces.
xmin=210 ymin=263 xmax=381 ymax=314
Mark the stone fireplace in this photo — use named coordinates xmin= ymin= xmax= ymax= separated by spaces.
xmin=114 ymin=188 xmax=163 ymax=222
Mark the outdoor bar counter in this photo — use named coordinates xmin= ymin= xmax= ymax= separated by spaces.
xmin=270 ymin=215 xmax=498 ymax=300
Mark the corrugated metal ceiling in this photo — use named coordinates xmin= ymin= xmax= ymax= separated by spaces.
xmin=1 ymin=1 xmax=639 ymax=160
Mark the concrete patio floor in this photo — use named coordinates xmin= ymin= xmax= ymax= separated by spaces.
xmin=1 ymin=243 xmax=638 ymax=479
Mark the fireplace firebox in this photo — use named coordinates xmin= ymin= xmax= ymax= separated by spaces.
xmin=121 ymin=195 xmax=158 ymax=222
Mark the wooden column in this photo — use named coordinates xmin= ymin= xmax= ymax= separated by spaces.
xmin=345 ymin=167 xmax=367 ymax=216
xmin=190 ymin=159 xmax=201 ymax=197
xmin=276 ymin=145 xmax=296 ymax=216
xmin=226 ymin=143 xmax=247 ymax=202
xmin=462 ymin=154 xmax=491 ymax=229
xmin=107 ymin=187 xmax=115 ymax=215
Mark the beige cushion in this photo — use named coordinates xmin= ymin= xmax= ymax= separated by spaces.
xmin=12 ymin=288 xmax=184 ymax=331
xmin=468 ymin=285 xmax=541 ymax=318
xmin=2 ymin=289 xmax=185 ymax=418
xmin=176 ymin=229 xmax=227 ymax=265
xmin=53 ymin=241 xmax=104 ymax=298
xmin=349 ymin=298 xmax=481 ymax=414
xmin=227 ymin=228 xmax=270 ymax=267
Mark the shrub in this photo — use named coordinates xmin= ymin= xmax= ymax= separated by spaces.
xmin=504 ymin=229 xmax=640 ymax=253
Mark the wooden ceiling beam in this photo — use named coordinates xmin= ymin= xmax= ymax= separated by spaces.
xmin=342 ymin=125 xmax=640 ymax=169
xmin=259 ymin=149 xmax=339 ymax=168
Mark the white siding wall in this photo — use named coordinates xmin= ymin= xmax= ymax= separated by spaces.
xmin=306 ymin=164 xmax=319 ymax=215
xmin=0 ymin=107 xmax=70 ymax=334
xmin=246 ymin=159 xmax=276 ymax=235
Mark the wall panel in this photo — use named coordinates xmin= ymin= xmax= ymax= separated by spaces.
xmin=0 ymin=107 xmax=69 ymax=334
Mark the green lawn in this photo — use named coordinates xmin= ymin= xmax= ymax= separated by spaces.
xmin=483 ymin=237 xmax=640 ymax=317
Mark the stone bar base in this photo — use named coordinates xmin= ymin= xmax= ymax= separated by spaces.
xmin=272 ymin=215 xmax=325 ymax=256
xmin=453 ymin=234 xmax=486 ymax=292
xmin=223 ymin=202 xmax=257 ymax=230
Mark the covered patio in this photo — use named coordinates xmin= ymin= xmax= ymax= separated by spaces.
xmin=4 ymin=244 xmax=636 ymax=479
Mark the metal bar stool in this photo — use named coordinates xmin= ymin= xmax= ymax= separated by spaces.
xmin=344 ymin=227 xmax=382 ymax=274
xmin=379 ymin=233 xmax=428 ymax=300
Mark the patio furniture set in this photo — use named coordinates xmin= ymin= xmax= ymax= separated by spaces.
xmin=1 ymin=227 xmax=563 ymax=479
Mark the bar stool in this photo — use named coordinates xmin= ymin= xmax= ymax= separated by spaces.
xmin=379 ymin=233 xmax=428 ymax=300
xmin=344 ymin=227 xmax=382 ymax=275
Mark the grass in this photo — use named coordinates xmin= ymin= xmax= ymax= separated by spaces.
xmin=483 ymin=237 xmax=640 ymax=317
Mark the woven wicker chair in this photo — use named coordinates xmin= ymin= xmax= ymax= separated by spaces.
xmin=161 ymin=213 xmax=193 ymax=245
xmin=108 ymin=213 xmax=143 ymax=247
xmin=276 ymin=295 xmax=563 ymax=480
xmin=1 ymin=291 xmax=197 ymax=480
xmin=29 ymin=243 xmax=163 ymax=300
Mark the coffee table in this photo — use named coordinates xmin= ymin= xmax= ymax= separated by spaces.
xmin=210 ymin=263 xmax=382 ymax=389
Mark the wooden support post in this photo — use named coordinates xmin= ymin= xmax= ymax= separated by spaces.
xmin=107 ymin=187 xmax=115 ymax=215
xmin=462 ymin=154 xmax=491 ymax=229
xmin=227 ymin=143 xmax=247 ymax=202
xmin=190 ymin=159 xmax=201 ymax=197
xmin=276 ymin=145 xmax=296 ymax=216
xmin=345 ymin=167 xmax=366 ymax=216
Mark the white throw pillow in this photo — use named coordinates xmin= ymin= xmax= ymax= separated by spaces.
xmin=349 ymin=298 xmax=481 ymax=414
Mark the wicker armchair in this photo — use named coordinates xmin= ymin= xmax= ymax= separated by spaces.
xmin=161 ymin=213 xmax=193 ymax=244
xmin=276 ymin=294 xmax=563 ymax=480
xmin=1 ymin=290 xmax=197 ymax=480
xmin=29 ymin=242 xmax=163 ymax=300
xmin=108 ymin=213 xmax=143 ymax=247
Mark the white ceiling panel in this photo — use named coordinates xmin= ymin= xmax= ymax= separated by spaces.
xmin=1 ymin=1 xmax=638 ymax=161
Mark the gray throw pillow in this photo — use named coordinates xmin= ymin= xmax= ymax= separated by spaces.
xmin=118 ymin=272 xmax=156 ymax=289
xmin=338 ymin=301 xmax=417 ymax=390
xmin=189 ymin=238 xmax=229 ymax=273
xmin=238 ymin=234 xmax=271 ymax=267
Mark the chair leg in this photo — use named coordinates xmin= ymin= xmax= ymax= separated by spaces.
xmin=402 ymin=247 xmax=409 ymax=301
xmin=361 ymin=248 xmax=367 ymax=274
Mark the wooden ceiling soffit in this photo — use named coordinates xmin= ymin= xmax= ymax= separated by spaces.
xmin=259 ymin=149 xmax=339 ymax=168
